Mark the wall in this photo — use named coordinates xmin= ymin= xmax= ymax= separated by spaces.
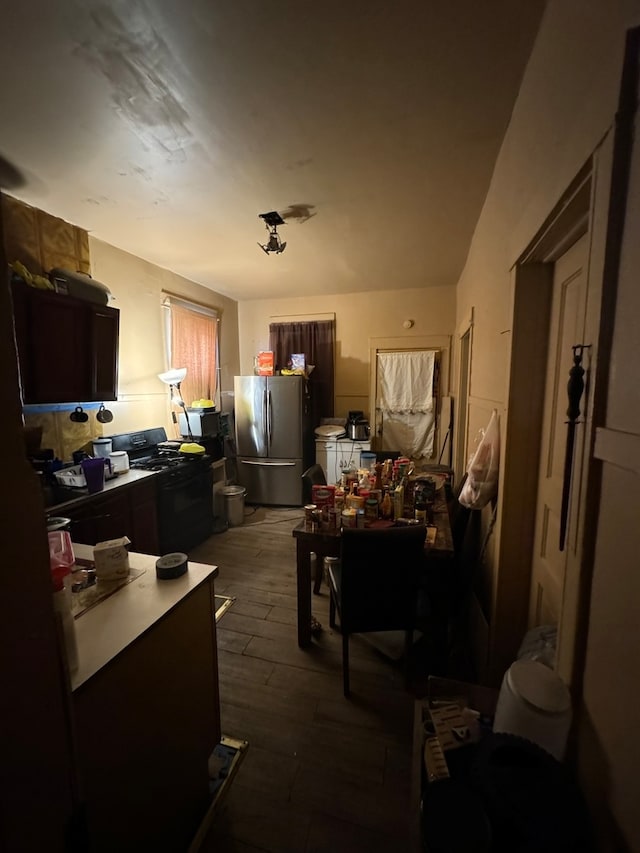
xmin=85 ymin=239 xmax=240 ymax=441
xmin=238 ymin=285 xmax=456 ymax=419
xmin=454 ymin=1 xmax=640 ymax=848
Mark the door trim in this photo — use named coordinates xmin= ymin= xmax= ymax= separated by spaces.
xmin=489 ymin=160 xmax=601 ymax=682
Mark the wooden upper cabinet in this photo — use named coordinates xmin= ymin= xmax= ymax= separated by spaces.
xmin=10 ymin=279 xmax=119 ymax=404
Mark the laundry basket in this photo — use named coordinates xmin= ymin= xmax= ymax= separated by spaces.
xmin=221 ymin=485 xmax=247 ymax=527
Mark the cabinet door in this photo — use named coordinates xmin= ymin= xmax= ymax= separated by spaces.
xmin=10 ymin=280 xmax=119 ymax=404
xmin=90 ymin=305 xmax=119 ymax=401
xmin=129 ymin=480 xmax=159 ymax=555
xmin=91 ymin=493 xmax=130 ymax=543
xmin=18 ymin=285 xmax=91 ymax=403
xmin=66 ymin=492 xmax=129 ymax=545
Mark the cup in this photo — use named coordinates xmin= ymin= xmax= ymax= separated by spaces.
xmin=81 ymin=457 xmax=111 ymax=493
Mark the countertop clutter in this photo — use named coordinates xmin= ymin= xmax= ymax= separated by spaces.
xmin=44 ymin=467 xmax=156 ymax=512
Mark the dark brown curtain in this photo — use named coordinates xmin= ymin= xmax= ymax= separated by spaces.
xmin=269 ymin=320 xmax=334 ymax=425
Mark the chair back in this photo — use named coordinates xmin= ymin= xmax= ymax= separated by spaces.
xmin=339 ymin=525 xmax=427 ymax=634
xmin=301 ymin=464 xmax=327 ymax=504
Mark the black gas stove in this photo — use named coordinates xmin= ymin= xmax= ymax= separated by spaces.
xmin=108 ymin=428 xmax=214 ymax=553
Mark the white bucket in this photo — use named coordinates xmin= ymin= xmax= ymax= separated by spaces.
xmin=493 ymin=659 xmax=572 ymax=761
xmin=221 ymin=485 xmax=247 ymax=527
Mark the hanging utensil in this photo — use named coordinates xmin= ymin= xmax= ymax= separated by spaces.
xmin=559 ymin=344 xmax=590 ymax=551
xmin=96 ymin=403 xmax=113 ymax=424
xmin=69 ymin=406 xmax=88 ymax=423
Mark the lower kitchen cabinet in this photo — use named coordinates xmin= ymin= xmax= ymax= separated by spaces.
xmin=62 ymin=478 xmax=160 ymax=554
xmin=71 ymin=547 xmax=220 ymax=852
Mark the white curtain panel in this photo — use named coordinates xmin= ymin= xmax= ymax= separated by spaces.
xmin=378 ymin=350 xmax=434 ymax=412
xmin=380 ymin=410 xmax=435 ymax=459
xmin=377 ymin=350 xmax=436 ymax=459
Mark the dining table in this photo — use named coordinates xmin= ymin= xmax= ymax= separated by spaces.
xmin=292 ymin=487 xmax=455 ymax=659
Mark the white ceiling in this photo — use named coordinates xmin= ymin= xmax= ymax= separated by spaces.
xmin=0 ymin=1 xmax=545 ymax=301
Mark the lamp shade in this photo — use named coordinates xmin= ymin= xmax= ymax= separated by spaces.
xmin=158 ymin=368 xmax=187 ymax=385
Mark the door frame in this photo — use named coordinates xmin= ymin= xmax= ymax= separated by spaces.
xmin=489 ymin=141 xmax=615 ymax=684
xmin=368 ymin=334 xmax=451 ymax=459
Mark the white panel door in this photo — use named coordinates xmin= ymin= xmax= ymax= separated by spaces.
xmin=529 ymin=235 xmax=588 ymax=629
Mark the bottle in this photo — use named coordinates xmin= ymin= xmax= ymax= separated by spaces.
xmin=394 ymin=483 xmax=405 ymax=520
xmin=414 ymin=493 xmax=427 ymax=524
xmin=374 ymin=463 xmax=383 ymax=493
xmin=51 ymin=565 xmax=79 ymax=674
xmin=380 ymin=487 xmax=393 ymax=520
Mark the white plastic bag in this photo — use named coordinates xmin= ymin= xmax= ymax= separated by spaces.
xmin=459 ymin=409 xmax=500 ymax=509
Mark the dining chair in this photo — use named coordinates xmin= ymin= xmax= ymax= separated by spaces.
xmin=328 ymin=524 xmax=427 ymax=697
xmin=301 ymin=463 xmax=327 ymax=504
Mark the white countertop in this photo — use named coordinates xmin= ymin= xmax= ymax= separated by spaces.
xmin=70 ymin=544 xmax=218 ymax=692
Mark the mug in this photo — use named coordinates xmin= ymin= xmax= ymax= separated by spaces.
xmin=81 ymin=457 xmax=112 ymax=494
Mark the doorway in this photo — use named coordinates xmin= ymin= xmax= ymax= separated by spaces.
xmin=368 ymin=334 xmax=451 ymax=463
xmin=528 ymin=235 xmax=589 ymax=636
xmin=489 ymin=158 xmax=608 ymax=683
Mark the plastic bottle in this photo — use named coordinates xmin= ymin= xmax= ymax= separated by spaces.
xmin=51 ymin=564 xmax=79 ymax=675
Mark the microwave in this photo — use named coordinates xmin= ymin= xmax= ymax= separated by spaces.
xmin=179 ymin=411 xmax=222 ymax=438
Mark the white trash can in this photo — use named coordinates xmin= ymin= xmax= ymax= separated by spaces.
xmin=493 ymin=659 xmax=572 ymax=761
xmin=221 ymin=485 xmax=247 ymax=527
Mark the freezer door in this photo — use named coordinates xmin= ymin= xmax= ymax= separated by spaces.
xmin=234 ymin=376 xmax=267 ymax=457
xmin=237 ymin=457 xmax=304 ymax=506
xmin=266 ymin=376 xmax=305 ymax=459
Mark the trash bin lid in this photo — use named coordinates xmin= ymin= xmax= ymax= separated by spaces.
xmin=220 ymin=485 xmax=246 ymax=496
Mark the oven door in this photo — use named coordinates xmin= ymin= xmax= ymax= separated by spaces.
xmin=156 ymin=466 xmax=213 ymax=553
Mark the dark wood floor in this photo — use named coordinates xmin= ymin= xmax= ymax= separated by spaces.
xmin=191 ymin=506 xmax=470 ymax=853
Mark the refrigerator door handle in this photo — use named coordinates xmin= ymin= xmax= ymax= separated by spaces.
xmin=240 ymin=460 xmax=297 ymax=467
xmin=267 ymin=388 xmax=272 ymax=449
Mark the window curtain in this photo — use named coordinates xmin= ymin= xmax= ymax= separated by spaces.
xmin=377 ymin=350 xmax=436 ymax=459
xmin=269 ymin=320 xmax=334 ymax=424
xmin=170 ymin=303 xmax=218 ymax=407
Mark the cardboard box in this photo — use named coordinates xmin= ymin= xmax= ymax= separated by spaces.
xmin=256 ymin=351 xmax=274 ymax=375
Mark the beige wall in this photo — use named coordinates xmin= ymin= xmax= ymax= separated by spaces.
xmin=456 ymin=1 xmax=640 ymax=848
xmin=238 ymin=285 xmax=456 ymax=420
xmin=90 ymin=238 xmax=240 ymax=440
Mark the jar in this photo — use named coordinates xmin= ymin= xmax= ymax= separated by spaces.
xmin=304 ymin=504 xmax=317 ymax=531
xmin=346 ymin=494 xmax=364 ymax=510
xmin=334 ymin=489 xmax=345 ymax=511
xmin=341 ymin=508 xmax=357 ymax=528
xmin=365 ymin=498 xmax=379 ymax=524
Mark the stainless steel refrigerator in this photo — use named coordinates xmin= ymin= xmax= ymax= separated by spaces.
xmin=234 ymin=375 xmax=312 ymax=505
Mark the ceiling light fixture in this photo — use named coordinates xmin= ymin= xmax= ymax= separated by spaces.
xmin=258 ymin=211 xmax=286 ymax=254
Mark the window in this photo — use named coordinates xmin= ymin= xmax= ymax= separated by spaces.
xmin=163 ymin=294 xmax=219 ymax=408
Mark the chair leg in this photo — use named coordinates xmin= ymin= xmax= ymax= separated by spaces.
xmin=329 ymin=591 xmax=336 ymax=629
xmin=342 ymin=631 xmax=350 ymax=698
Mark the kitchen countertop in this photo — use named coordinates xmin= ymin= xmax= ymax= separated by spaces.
xmin=70 ymin=543 xmax=218 ymax=692
xmin=45 ymin=468 xmax=158 ymax=513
